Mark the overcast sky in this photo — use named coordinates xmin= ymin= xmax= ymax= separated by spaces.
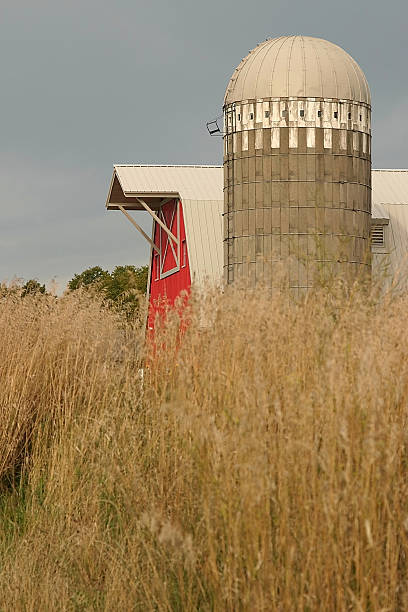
xmin=1 ymin=0 xmax=407 ymax=289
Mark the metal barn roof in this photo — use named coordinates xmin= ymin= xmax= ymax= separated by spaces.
xmin=106 ymin=165 xmax=224 ymax=286
xmin=106 ymin=165 xmax=223 ymax=210
xmin=372 ymin=170 xmax=408 ymax=206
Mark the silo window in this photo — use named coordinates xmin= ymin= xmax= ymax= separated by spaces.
xmin=250 ymin=112 xmax=254 ymax=120
xmin=348 ymin=112 xmax=352 ymax=120
xmin=334 ymin=112 xmax=338 ymax=118
xmin=317 ymin=110 xmax=322 ymax=117
xmin=371 ymin=225 xmax=385 ymax=247
xmin=265 ymin=110 xmax=270 ymax=118
xmin=299 ymin=109 xmax=305 ymax=117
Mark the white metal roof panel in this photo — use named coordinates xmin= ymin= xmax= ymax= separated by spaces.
xmin=113 ymin=165 xmax=223 ymax=201
xmin=372 ymin=170 xmax=408 ymax=205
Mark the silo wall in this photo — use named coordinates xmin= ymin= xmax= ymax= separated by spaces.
xmin=223 ymin=97 xmax=372 ymax=291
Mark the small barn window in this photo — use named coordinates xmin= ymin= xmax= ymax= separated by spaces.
xmin=299 ymin=109 xmax=305 ymax=117
xmin=237 ymin=113 xmax=241 ymax=121
xmin=282 ymin=110 xmax=287 ymax=117
xmin=348 ymin=112 xmax=352 ymax=120
xmin=334 ymin=111 xmax=338 ymax=118
xmin=265 ymin=110 xmax=270 ymax=118
xmin=317 ymin=110 xmax=322 ymax=117
xmin=249 ymin=112 xmax=254 ymax=120
xmin=371 ymin=224 xmax=385 ymax=247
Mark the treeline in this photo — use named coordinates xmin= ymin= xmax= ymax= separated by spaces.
xmin=67 ymin=265 xmax=148 ymax=318
xmin=2 ymin=265 xmax=149 ymax=319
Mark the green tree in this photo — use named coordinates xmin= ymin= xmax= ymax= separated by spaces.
xmin=103 ymin=266 xmax=148 ymax=300
xmin=68 ymin=265 xmax=149 ymax=319
xmin=21 ymin=279 xmax=46 ymax=297
xmin=68 ymin=266 xmax=109 ymax=291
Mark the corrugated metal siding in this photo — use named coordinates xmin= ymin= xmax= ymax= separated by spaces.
xmin=182 ymin=199 xmax=223 ymax=286
xmin=372 ymin=206 xmax=408 ymax=290
xmin=371 ymin=171 xmax=408 ymax=289
xmin=114 ymin=165 xmax=223 ymax=201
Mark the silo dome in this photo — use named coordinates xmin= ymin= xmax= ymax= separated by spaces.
xmin=225 ymin=36 xmax=370 ymax=106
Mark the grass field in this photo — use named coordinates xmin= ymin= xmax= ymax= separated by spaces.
xmin=0 ymin=283 xmax=407 ymax=610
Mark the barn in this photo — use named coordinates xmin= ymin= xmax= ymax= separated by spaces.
xmin=105 ymin=165 xmax=223 ymax=328
xmin=106 ymin=165 xmax=408 ymax=325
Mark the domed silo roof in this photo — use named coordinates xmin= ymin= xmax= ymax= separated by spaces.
xmin=224 ymin=36 xmax=370 ymax=105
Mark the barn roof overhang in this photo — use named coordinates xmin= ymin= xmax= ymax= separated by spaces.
xmin=106 ymin=164 xmax=223 ymax=211
xmin=106 ymin=168 xmax=186 ymax=252
xmin=106 ymin=171 xmax=179 ymax=211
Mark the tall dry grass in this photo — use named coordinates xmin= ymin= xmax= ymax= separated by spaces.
xmin=0 ymin=282 xmax=408 ymax=610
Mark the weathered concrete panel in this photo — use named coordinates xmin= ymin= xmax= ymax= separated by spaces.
xmin=224 ymin=97 xmax=372 ymax=288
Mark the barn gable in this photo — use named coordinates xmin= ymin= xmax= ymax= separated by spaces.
xmin=106 ymin=165 xmax=224 ymax=320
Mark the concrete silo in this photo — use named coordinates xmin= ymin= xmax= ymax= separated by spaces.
xmin=223 ymin=36 xmax=371 ymax=290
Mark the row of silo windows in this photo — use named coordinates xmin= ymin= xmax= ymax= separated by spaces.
xmin=237 ymin=111 xmax=363 ymax=121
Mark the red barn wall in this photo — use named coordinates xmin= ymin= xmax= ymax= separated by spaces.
xmin=148 ymin=199 xmax=191 ymax=329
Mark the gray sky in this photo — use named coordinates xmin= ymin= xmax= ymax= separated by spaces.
xmin=1 ymin=0 xmax=407 ymax=290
